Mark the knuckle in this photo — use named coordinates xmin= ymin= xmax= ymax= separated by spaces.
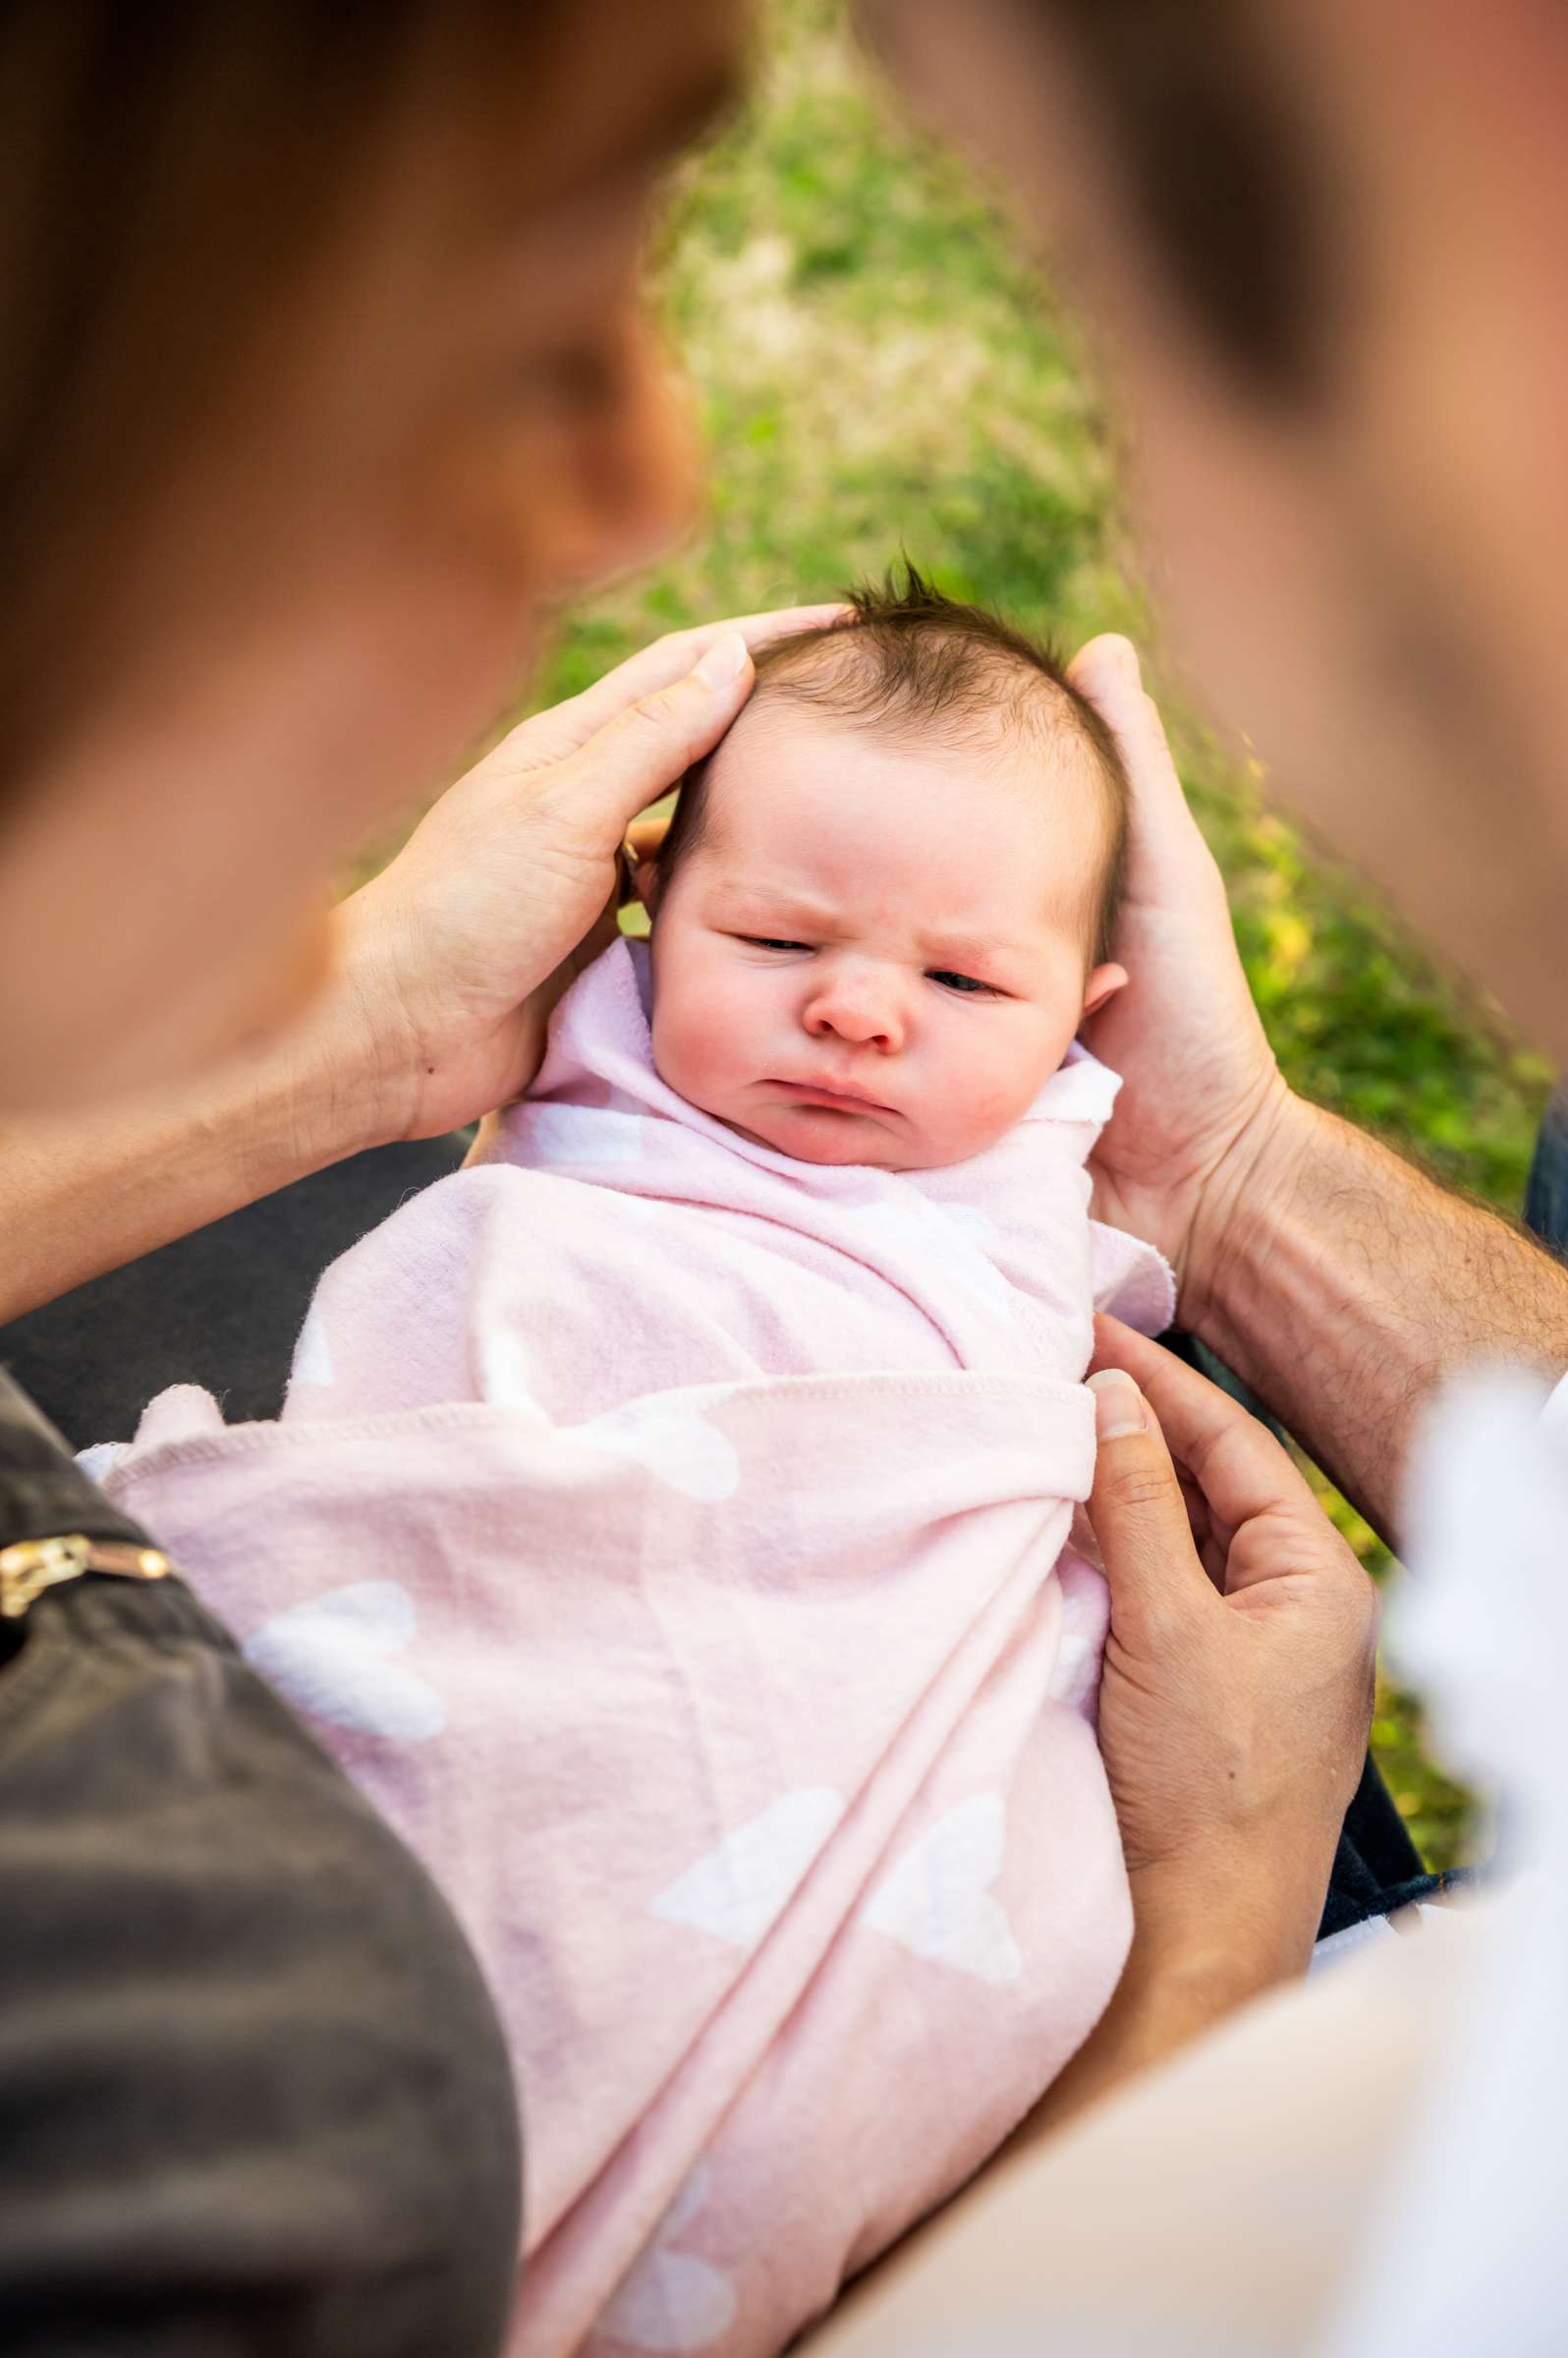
xmin=1101 ymin=1465 xmax=1174 ymax=1512
xmin=617 ymin=682 xmax=695 ymax=754
xmin=630 ymin=684 xmax=679 ymax=730
xmin=1131 ymin=1599 xmax=1186 ymax=1653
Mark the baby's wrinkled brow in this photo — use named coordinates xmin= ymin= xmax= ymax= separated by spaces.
xmin=709 ymin=881 xmax=841 ymax=930
xmin=916 ymin=926 xmax=1034 ymax=977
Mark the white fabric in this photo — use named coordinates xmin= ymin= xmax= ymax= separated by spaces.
xmin=1307 ymin=1902 xmax=1445 ymax=1975
xmin=1320 ymin=1364 xmax=1568 ymax=2356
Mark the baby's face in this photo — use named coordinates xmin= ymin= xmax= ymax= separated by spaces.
xmin=646 ymin=702 xmax=1124 ymax=1169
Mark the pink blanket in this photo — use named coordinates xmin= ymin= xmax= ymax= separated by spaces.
xmin=94 ymin=937 xmax=1173 ymax=2357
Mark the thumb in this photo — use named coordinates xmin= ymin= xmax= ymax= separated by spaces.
xmin=1068 ymin=631 xmax=1142 ymax=708
xmin=1068 ymin=634 xmax=1213 ymax=867
xmin=1086 ymin=1369 xmax=1215 ymax=1629
xmin=538 ymin=630 xmax=754 ymax=845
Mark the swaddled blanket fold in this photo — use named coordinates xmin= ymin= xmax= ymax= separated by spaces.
xmin=95 ymin=936 xmax=1173 ymax=2358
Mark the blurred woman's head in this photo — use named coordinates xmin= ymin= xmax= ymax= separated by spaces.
xmin=876 ymin=0 xmax=1568 ymax=1058
xmin=0 ymin=0 xmax=735 ymax=1104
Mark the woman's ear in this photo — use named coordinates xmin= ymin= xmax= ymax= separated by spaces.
xmin=1082 ymin=961 xmax=1129 ymax=1019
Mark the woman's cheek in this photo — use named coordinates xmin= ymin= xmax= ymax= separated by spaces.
xmin=472 ymin=316 xmax=698 ymax=599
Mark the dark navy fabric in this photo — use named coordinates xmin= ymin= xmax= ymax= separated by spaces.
xmin=1526 ymin=1078 xmax=1568 ymax=1265
xmin=0 ymin=1133 xmax=470 ymax=1446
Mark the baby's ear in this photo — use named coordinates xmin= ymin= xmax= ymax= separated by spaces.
xmin=1081 ymin=961 xmax=1128 ymax=1019
xmin=619 ymin=837 xmax=661 ymax=916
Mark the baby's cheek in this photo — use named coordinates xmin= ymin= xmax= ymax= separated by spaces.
xmin=648 ymin=993 xmax=698 ymax=1100
xmin=651 ymin=980 xmax=735 ymax=1120
xmin=935 ymin=1024 xmax=1058 ymax=1153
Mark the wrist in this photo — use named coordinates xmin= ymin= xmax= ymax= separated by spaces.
xmin=999 ymin=1822 xmax=1328 ymax=2152
xmin=240 ymin=898 xmax=413 ymax=1180
xmin=1010 ymin=1845 xmax=1319 ymax=2148
xmin=1127 ymin=1835 xmax=1327 ymax=2003
xmin=1176 ymin=1078 xmax=1319 ymax=1345
xmin=0 ymin=906 xmax=413 ymax=1323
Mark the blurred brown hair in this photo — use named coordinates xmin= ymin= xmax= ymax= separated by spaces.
xmin=0 ymin=0 xmax=575 ymax=796
xmin=656 ymin=563 xmax=1131 ymax=963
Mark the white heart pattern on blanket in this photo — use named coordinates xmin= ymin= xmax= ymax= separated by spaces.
xmin=478 ymin=1327 xmax=547 ymax=1418
xmin=862 ymin=1792 xmax=1023 ymax=1984
xmin=244 ymin=1581 xmax=447 ymax=1741
xmin=834 ymin=1193 xmax=1014 ymax=1315
xmin=650 ymin=1787 xmax=846 ymax=1948
xmin=1048 ymin=1629 xmax=1096 ymax=1709
xmin=527 ymin=1100 xmax=649 ymax=1168
xmin=292 ymin=1301 xmax=334 ymax=1385
xmin=77 ymin=1440 xmax=131 ymax=1487
xmin=578 ymin=1392 xmax=741 ymax=1502
xmin=595 ymin=2161 xmax=736 ymax=2353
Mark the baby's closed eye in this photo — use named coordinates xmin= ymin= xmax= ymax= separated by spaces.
xmin=928 ymin=970 xmax=1001 ymax=997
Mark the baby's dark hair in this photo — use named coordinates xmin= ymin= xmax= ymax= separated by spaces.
xmin=653 ymin=565 xmax=1131 ymax=966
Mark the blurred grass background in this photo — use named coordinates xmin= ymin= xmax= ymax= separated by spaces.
xmin=521 ymin=0 xmax=1547 ymax=1868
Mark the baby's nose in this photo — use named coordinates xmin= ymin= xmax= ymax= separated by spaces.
xmin=803 ymin=968 xmax=905 ymax=1051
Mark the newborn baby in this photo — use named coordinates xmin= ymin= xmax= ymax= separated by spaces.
xmin=639 ymin=573 xmax=1129 ymax=1173
xmin=93 ymin=573 xmax=1174 ymax=2358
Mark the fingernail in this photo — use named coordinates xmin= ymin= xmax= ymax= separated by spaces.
xmin=1108 ymin=636 xmax=1140 ymax=687
xmin=693 ymin=631 xmax=748 ymax=689
xmin=1088 ymin=1367 xmax=1145 ymax=1439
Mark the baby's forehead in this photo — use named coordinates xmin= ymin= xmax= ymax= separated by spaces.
xmin=693 ymin=699 xmax=1109 ymax=946
xmin=704 ymin=689 xmax=1106 ymax=849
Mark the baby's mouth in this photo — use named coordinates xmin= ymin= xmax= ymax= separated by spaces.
xmin=769 ymin=1078 xmax=897 ymax=1116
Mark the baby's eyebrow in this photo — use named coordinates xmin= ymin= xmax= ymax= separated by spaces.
xmin=917 ymin=929 xmax=1032 ymax=978
xmin=713 ymin=884 xmax=840 ymax=931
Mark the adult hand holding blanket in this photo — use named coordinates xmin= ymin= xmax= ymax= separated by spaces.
xmin=1087 ymin=1325 xmax=1377 ymax=1910
xmin=999 ymin=1324 xmax=1381 ymax=2159
xmin=803 ymin=1337 xmax=1383 ymax=2358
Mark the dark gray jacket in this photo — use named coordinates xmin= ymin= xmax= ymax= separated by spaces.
xmin=0 ymin=1372 xmax=520 ymax=2357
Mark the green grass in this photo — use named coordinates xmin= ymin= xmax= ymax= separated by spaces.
xmin=511 ymin=0 xmax=1545 ymax=1868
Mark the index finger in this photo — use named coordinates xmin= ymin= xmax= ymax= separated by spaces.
xmin=1090 ymin=1317 xmax=1323 ymax=1531
xmin=532 ymin=605 xmax=855 ymax=758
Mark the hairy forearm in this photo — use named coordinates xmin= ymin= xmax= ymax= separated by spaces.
xmin=0 ymin=942 xmax=388 ymax=1326
xmin=1186 ymin=1091 xmax=1568 ymax=1542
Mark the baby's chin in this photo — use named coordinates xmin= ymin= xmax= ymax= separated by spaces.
xmin=718 ymin=1100 xmax=1001 ymax=1172
xmin=691 ymin=1094 xmax=911 ymax=1168
xmin=751 ymin=1118 xmax=913 ymax=1170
